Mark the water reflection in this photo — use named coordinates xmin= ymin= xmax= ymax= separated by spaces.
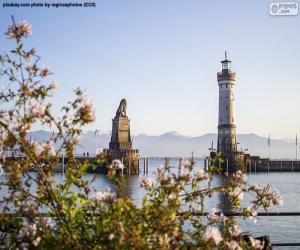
xmin=214 ymin=174 xmax=234 ymax=213
xmin=120 ymin=175 xmax=144 ymax=201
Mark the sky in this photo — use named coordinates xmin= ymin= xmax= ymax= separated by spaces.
xmin=0 ymin=1 xmax=300 ymax=139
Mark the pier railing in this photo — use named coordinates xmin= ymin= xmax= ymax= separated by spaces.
xmin=204 ymin=157 xmax=300 ymax=172
xmin=181 ymin=211 xmax=300 ymax=247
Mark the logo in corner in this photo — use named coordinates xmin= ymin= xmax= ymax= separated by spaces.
xmin=269 ymin=2 xmax=299 ymax=16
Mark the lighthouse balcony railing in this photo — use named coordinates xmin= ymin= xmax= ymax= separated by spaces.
xmin=217 ymin=72 xmax=236 ymax=81
xmin=217 ymin=71 xmax=236 ymax=76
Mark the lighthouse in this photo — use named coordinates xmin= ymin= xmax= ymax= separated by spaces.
xmin=217 ymin=52 xmax=237 ymax=157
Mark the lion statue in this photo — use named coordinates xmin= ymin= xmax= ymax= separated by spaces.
xmin=116 ymin=98 xmax=127 ymax=117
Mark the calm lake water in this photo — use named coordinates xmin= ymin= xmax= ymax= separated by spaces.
xmin=1 ymin=158 xmax=300 ymax=249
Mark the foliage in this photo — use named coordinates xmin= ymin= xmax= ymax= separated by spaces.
xmin=0 ymin=17 xmax=282 ymax=250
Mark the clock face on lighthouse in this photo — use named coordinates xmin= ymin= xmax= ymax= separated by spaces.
xmin=230 ymin=94 xmax=234 ymax=101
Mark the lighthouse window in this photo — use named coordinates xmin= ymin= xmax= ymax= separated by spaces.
xmin=226 ymin=83 xmax=228 ymax=88
xmin=226 ymin=106 xmax=228 ymax=111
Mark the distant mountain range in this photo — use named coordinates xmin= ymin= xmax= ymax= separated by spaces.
xmin=28 ymin=130 xmax=298 ymax=159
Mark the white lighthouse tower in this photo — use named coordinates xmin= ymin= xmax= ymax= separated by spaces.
xmin=217 ymin=52 xmax=237 ymax=156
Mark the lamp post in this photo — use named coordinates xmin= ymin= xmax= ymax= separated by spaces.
xmin=208 ymin=140 xmax=216 ymax=153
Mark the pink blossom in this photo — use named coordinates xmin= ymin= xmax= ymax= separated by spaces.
xmin=42 ymin=141 xmax=57 ymax=156
xmin=168 ymin=193 xmax=177 ymax=201
xmin=234 ymin=170 xmax=247 ymax=182
xmin=95 ymin=191 xmax=116 ymax=202
xmin=184 ymin=159 xmax=192 ymax=166
xmin=39 ymin=217 xmax=53 ymax=229
xmin=192 ymin=205 xmax=202 ymax=214
xmin=20 ymin=21 xmax=32 ymax=36
xmin=79 ymin=99 xmax=95 ymax=122
xmin=204 ymin=226 xmax=223 ymax=245
xmin=207 ymin=208 xmax=219 ymax=222
xmin=264 ymin=187 xmax=283 ymax=206
xmin=230 ymin=225 xmax=242 ymax=238
xmin=18 ymin=223 xmax=41 ymax=246
xmin=0 ymin=129 xmax=7 ymax=142
xmin=227 ymin=240 xmax=241 ymax=250
xmin=140 ymin=178 xmax=153 ymax=190
xmin=19 ymin=223 xmax=37 ymax=238
xmin=156 ymin=167 xmax=164 ymax=182
xmin=228 ymin=187 xmax=244 ymax=201
xmin=108 ymin=233 xmax=115 ymax=240
xmin=49 ymin=80 xmax=59 ymax=90
xmin=271 ymin=188 xmax=283 ymax=205
xmin=244 ymin=207 xmax=258 ymax=223
xmin=20 ymin=124 xmax=29 ymax=132
xmin=6 ymin=25 xmax=16 ymax=39
xmin=19 ymin=242 xmax=29 ymax=250
xmin=219 ymin=213 xmax=229 ymax=224
xmin=177 ymin=159 xmax=192 ymax=178
xmin=75 ymin=93 xmax=96 ymax=123
xmin=31 ymin=141 xmax=43 ymax=156
xmin=195 ymin=170 xmax=209 ymax=181
xmin=40 ymin=68 xmax=51 ymax=77
xmin=70 ymin=134 xmax=81 ymax=145
xmin=245 ymin=206 xmax=258 ymax=217
xmin=252 ymin=183 xmax=261 ymax=191
xmin=6 ymin=20 xmax=32 ymax=41
xmin=178 ymin=158 xmax=192 ymax=169
xmin=44 ymin=116 xmax=52 ymax=125
xmin=110 ymin=159 xmax=124 ymax=169
xmin=31 ymin=101 xmax=46 ymax=117
xmin=76 ymin=93 xmax=88 ymax=104
xmin=96 ymin=147 xmax=103 ymax=155
xmin=32 ymin=236 xmax=41 ymax=246
xmin=249 ymin=238 xmax=263 ymax=249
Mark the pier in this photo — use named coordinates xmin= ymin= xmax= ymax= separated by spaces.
xmin=245 ymin=158 xmax=300 ymax=172
xmin=1 ymin=154 xmax=201 ymax=175
xmin=204 ymin=156 xmax=300 ymax=172
xmin=1 ymin=154 xmax=151 ymax=174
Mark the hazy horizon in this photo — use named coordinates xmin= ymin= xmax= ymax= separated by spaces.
xmin=27 ymin=129 xmax=298 ymax=158
xmin=30 ymin=128 xmax=298 ymax=142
